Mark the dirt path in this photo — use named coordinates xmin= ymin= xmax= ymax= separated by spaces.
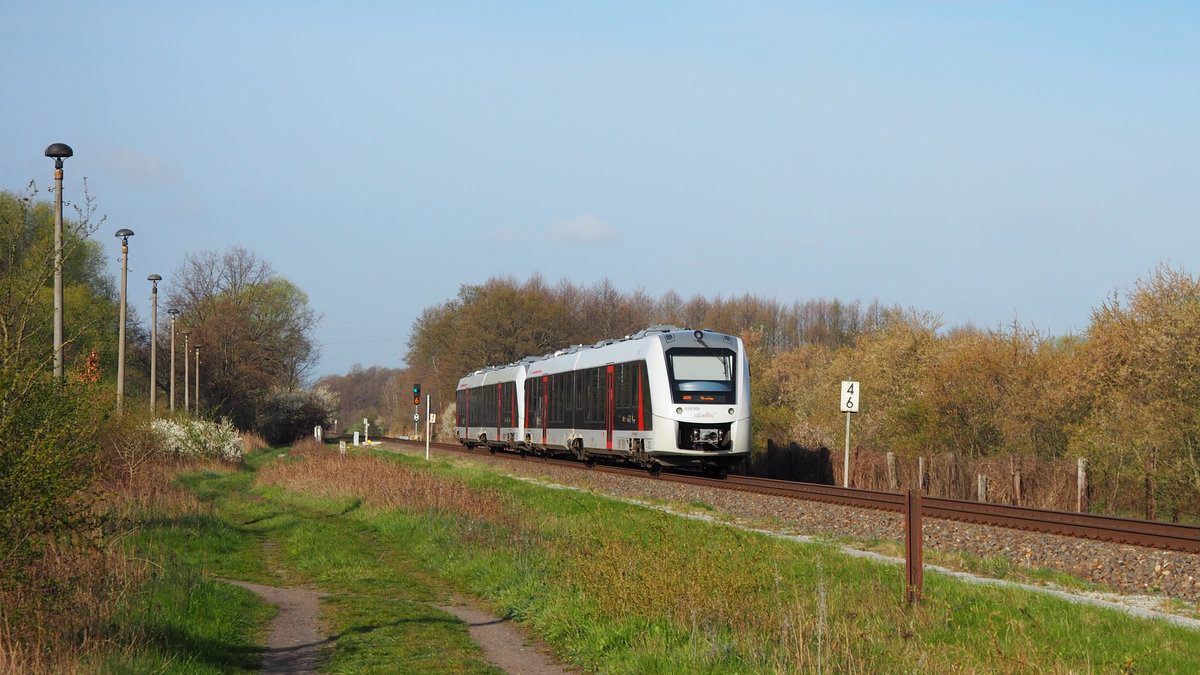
xmin=436 ymin=599 xmax=571 ymax=674
xmin=224 ymin=580 xmax=569 ymax=674
xmin=222 ymin=580 xmax=330 ymax=674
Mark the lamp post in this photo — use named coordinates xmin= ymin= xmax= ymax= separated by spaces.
xmin=45 ymin=143 xmax=73 ymax=379
xmin=182 ymin=329 xmax=191 ymax=413
xmin=167 ymin=308 xmax=179 ymax=412
xmin=114 ymin=228 xmax=134 ymax=413
xmin=194 ymin=343 xmax=201 ymax=415
xmin=147 ymin=274 xmax=161 ymax=415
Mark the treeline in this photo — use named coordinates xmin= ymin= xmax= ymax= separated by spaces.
xmin=395 ymin=270 xmax=1200 ymax=521
xmin=402 ymin=274 xmax=901 ymax=410
xmin=315 ymin=364 xmax=416 ymax=436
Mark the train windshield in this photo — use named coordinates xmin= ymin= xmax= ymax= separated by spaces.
xmin=665 ymin=348 xmax=737 ymax=404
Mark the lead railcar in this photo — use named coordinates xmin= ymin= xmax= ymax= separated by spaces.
xmin=456 ymin=326 xmax=751 ymax=474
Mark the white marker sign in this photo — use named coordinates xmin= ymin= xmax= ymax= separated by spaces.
xmin=841 ymin=381 xmax=860 ymax=413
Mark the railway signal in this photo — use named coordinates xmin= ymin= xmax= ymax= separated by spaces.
xmin=413 ymin=383 xmax=421 ymax=406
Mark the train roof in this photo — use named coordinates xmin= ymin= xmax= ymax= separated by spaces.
xmin=459 ymin=326 xmax=739 ymax=380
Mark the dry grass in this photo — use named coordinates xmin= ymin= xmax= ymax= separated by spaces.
xmin=0 ymin=536 xmax=153 ymax=673
xmin=240 ymin=431 xmax=269 ymax=454
xmin=0 ymin=455 xmax=221 ymax=673
xmin=258 ymin=440 xmax=517 ymax=525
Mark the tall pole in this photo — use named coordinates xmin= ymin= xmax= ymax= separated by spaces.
xmin=168 ymin=309 xmax=179 ymax=412
xmin=114 ymin=229 xmax=134 ymax=413
xmin=147 ymin=275 xmax=161 ymax=414
xmin=182 ymin=330 xmax=191 ymax=413
xmin=45 ymin=143 xmax=72 ymax=379
xmin=194 ymin=344 xmax=201 ymax=415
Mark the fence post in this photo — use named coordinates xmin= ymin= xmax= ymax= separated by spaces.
xmin=905 ymin=489 xmax=923 ymax=604
xmin=887 ymin=452 xmax=897 ymax=492
xmin=918 ymin=456 xmax=926 ymax=493
xmin=1011 ymin=456 xmax=1022 ymax=506
xmin=977 ymin=474 xmax=987 ymax=502
xmin=949 ymin=454 xmax=959 ymax=499
xmin=1077 ymin=457 xmax=1087 ymax=513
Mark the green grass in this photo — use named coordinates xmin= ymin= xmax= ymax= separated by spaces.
xmin=139 ymin=446 xmax=1200 ymax=673
xmin=102 ymin=498 xmax=275 ymax=674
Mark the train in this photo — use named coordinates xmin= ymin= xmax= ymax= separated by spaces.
xmin=454 ymin=326 xmax=751 ymax=474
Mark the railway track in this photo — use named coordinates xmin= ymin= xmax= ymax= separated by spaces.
xmin=357 ymin=435 xmax=1200 ymax=555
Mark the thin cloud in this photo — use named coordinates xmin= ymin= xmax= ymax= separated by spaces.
xmin=489 ymin=213 xmax=621 ymax=246
xmin=547 ymin=213 xmax=620 ymax=244
xmin=102 ymin=146 xmax=180 ymax=187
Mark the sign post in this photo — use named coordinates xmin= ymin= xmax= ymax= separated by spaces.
xmin=424 ymin=395 xmax=432 ymax=460
xmin=840 ymin=381 xmax=860 ymax=488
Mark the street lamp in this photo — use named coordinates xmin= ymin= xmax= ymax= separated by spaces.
xmin=193 ymin=343 xmax=202 ymax=415
xmin=147 ymin=274 xmax=162 ymax=415
xmin=114 ymin=228 xmax=134 ymax=413
xmin=182 ymin=329 xmax=191 ymax=413
xmin=45 ymin=143 xmax=73 ymax=379
xmin=167 ymin=308 xmax=179 ymax=412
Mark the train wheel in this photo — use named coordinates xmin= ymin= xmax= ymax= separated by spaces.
xmin=648 ymin=463 xmax=662 ymax=478
xmin=703 ymin=466 xmax=728 ymax=479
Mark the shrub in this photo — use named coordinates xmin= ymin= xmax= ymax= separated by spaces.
xmin=0 ymin=368 xmax=108 ymax=586
xmin=255 ymin=386 xmax=338 ymax=446
xmin=150 ymin=418 xmax=245 ymax=463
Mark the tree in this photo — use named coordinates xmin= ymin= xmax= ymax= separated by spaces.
xmin=405 ymin=276 xmax=574 ymax=408
xmin=0 ymin=185 xmax=110 ymax=582
xmin=0 ymin=187 xmax=116 ymax=376
xmin=1070 ymin=264 xmax=1200 ymax=519
xmin=166 ymin=246 xmax=320 ymax=429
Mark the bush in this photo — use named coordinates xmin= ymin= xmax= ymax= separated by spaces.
xmin=0 ymin=368 xmax=108 ymax=586
xmin=255 ymin=386 xmax=338 ymax=446
xmin=150 ymin=418 xmax=245 ymax=463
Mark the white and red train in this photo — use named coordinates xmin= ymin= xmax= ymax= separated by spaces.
xmin=455 ymin=326 xmax=751 ymax=474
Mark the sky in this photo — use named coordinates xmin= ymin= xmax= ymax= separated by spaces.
xmin=4 ymin=2 xmax=1199 ymax=378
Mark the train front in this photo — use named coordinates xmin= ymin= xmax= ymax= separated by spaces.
xmin=648 ymin=329 xmax=751 ymax=470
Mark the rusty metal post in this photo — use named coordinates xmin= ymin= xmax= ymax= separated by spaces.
xmin=905 ymin=489 xmax=923 ymax=604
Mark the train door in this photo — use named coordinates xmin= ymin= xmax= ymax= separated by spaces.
xmin=606 ymin=365 xmax=614 ymax=449
xmin=542 ymin=376 xmax=549 ymax=444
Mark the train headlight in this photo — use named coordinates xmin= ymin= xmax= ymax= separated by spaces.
xmin=676 ymin=407 xmax=683 ymax=415
xmin=728 ymin=408 xmax=735 ymax=415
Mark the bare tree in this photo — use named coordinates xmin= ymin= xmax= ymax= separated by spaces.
xmin=166 ymin=246 xmax=320 ymax=428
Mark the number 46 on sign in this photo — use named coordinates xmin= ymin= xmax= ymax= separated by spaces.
xmin=841 ymin=381 xmax=860 ymax=413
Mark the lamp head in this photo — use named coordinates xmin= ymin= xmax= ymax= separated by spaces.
xmin=44 ymin=143 xmax=73 ymax=159
xmin=114 ymin=228 xmax=134 ymax=244
xmin=45 ymin=143 xmax=73 ymax=169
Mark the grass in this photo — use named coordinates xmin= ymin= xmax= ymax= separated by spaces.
xmin=207 ymin=442 xmax=1200 ymax=673
xmin=28 ymin=439 xmax=1194 ymax=672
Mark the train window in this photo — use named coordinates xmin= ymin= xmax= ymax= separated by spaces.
xmin=549 ymin=372 xmax=570 ymax=426
xmin=581 ymin=367 xmax=606 ymax=428
xmin=527 ymin=377 xmax=543 ymax=428
xmin=499 ymin=382 xmax=513 ymax=427
xmin=665 ymin=348 xmax=736 ymax=404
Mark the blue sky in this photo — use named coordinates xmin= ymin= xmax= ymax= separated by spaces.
xmin=3 ymin=2 xmax=1198 ymax=377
